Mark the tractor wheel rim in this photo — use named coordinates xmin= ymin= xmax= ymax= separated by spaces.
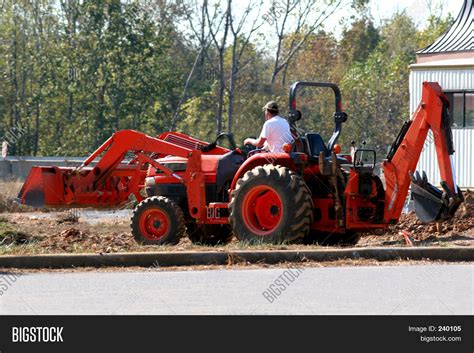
xmin=242 ymin=185 xmax=283 ymax=236
xmin=139 ymin=208 xmax=170 ymax=240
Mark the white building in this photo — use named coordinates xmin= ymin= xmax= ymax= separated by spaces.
xmin=410 ymin=0 xmax=473 ymax=188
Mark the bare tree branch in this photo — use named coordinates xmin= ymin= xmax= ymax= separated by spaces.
xmin=269 ymin=0 xmax=344 ymax=87
xmin=227 ymin=0 xmax=264 ymax=133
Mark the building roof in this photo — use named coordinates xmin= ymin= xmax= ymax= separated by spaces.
xmin=417 ymin=0 xmax=473 ymax=54
xmin=410 ymin=58 xmax=474 ymax=69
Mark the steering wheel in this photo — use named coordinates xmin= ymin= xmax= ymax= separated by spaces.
xmin=201 ymin=133 xmax=237 ymax=152
xmin=216 ymin=133 xmax=237 ymax=150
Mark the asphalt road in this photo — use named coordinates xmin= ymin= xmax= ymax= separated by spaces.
xmin=0 ymin=264 xmax=472 ymax=315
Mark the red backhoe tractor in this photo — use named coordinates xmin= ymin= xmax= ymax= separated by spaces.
xmin=17 ymin=81 xmax=463 ymax=245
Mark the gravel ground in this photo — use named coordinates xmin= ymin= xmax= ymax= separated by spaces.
xmin=0 ymin=182 xmax=472 ymax=255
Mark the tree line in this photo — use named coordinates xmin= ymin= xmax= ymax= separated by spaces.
xmin=0 ymin=0 xmax=453 ymax=157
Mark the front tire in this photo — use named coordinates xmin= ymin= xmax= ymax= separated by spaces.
xmin=229 ymin=165 xmax=313 ymax=244
xmin=131 ymin=196 xmax=186 ymax=245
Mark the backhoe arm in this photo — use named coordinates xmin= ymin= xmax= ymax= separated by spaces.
xmin=383 ymin=82 xmax=463 ymax=223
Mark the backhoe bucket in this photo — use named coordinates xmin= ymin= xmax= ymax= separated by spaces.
xmin=410 ymin=171 xmax=463 ymax=223
xmin=17 ymin=166 xmax=68 ymax=207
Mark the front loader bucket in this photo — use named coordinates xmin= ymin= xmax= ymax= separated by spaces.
xmin=17 ymin=166 xmax=69 ymax=207
xmin=410 ymin=171 xmax=463 ymax=223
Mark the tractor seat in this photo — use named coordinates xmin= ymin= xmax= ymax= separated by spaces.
xmin=306 ymin=133 xmax=349 ymax=165
xmin=306 ymin=133 xmax=329 ymax=157
xmin=216 ymin=150 xmax=246 ymax=193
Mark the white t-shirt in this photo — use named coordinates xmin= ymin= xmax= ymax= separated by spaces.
xmin=259 ymin=115 xmax=293 ymax=153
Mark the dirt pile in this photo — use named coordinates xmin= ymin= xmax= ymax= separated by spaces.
xmin=56 ymin=211 xmax=80 ymax=224
xmin=391 ymin=190 xmax=473 ymax=239
xmin=39 ymin=228 xmax=136 ymax=253
xmin=358 ymin=191 xmax=474 ymax=247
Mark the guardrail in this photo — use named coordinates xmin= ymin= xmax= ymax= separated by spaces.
xmin=0 ymin=157 xmax=93 ymax=180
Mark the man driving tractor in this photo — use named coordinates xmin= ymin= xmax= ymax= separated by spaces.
xmin=244 ymin=101 xmax=293 ymax=153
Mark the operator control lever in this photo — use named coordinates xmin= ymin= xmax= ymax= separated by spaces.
xmin=358 ymin=141 xmax=367 ymax=165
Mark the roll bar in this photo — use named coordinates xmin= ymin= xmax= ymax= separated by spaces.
xmin=288 ymin=81 xmax=347 ymax=151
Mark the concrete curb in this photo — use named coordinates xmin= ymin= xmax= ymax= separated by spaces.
xmin=0 ymin=247 xmax=473 ymax=269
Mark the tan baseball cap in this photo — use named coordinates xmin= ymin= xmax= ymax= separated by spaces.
xmin=262 ymin=101 xmax=279 ymax=112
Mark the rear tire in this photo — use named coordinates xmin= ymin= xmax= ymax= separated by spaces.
xmin=131 ymin=196 xmax=185 ymax=245
xmin=229 ymin=164 xmax=313 ymax=244
xmin=187 ymin=222 xmax=233 ymax=246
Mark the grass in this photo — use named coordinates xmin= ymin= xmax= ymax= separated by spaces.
xmin=0 ymin=244 xmax=41 ymax=256
xmin=0 ymin=220 xmax=34 ymax=247
xmin=0 ymin=179 xmax=29 ymax=213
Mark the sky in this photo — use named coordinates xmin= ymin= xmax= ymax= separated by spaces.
xmin=363 ymin=0 xmax=463 ymax=26
xmin=178 ymin=0 xmax=467 ymax=53
xmin=327 ymin=0 xmax=465 ymax=37
xmin=225 ymin=0 xmax=466 ymax=43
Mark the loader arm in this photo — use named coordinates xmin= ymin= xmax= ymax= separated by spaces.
xmin=383 ymin=82 xmax=463 ymax=223
xmin=75 ymin=130 xmax=194 ymax=187
xmin=18 ymin=130 xmax=208 ymax=219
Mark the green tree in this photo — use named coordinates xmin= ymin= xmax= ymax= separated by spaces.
xmin=177 ymin=88 xmax=221 ymax=142
xmin=340 ymin=12 xmax=418 ymax=156
xmin=416 ymin=14 xmax=454 ymax=50
xmin=339 ymin=19 xmax=379 ymax=64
